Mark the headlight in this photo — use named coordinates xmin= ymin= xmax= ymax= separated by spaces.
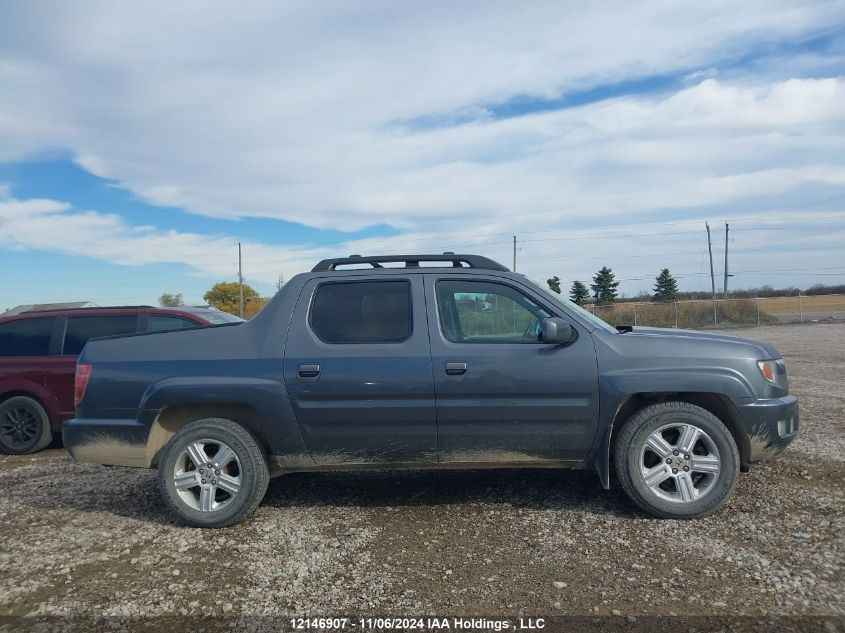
xmin=757 ymin=359 xmax=787 ymax=389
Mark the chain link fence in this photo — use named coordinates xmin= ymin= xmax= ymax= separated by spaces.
xmin=586 ymin=294 xmax=845 ymax=328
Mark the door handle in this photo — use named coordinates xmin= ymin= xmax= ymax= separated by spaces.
xmin=445 ymin=361 xmax=468 ymax=376
xmin=298 ymin=363 xmax=321 ymax=378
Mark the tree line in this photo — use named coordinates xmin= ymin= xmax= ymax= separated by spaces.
xmin=159 ymin=273 xmax=844 ymax=318
xmin=546 ymin=268 xmax=845 ymax=306
xmin=159 ymin=276 xmax=284 ymax=319
xmin=547 ymin=266 xmax=678 ymax=306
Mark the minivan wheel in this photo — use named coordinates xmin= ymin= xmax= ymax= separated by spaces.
xmin=0 ymin=396 xmax=53 ymax=455
xmin=157 ymin=418 xmax=269 ymax=528
xmin=613 ymin=402 xmax=739 ymax=519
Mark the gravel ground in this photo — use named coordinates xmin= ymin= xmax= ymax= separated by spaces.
xmin=0 ymin=323 xmax=843 ymax=631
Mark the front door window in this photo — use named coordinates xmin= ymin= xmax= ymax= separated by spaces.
xmin=436 ymin=280 xmax=550 ymax=344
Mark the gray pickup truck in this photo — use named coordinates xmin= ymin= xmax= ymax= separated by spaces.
xmin=64 ymin=253 xmax=798 ymax=527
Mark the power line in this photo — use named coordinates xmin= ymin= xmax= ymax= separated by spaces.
xmin=613 ymin=267 xmax=845 ymax=282
xmin=255 ymin=192 xmax=845 ymax=249
xmin=328 ymin=215 xmax=845 ymax=249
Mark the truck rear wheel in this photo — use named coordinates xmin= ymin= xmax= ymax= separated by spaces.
xmin=157 ymin=418 xmax=269 ymax=528
xmin=613 ymin=402 xmax=739 ymax=519
xmin=0 ymin=395 xmax=53 ymax=455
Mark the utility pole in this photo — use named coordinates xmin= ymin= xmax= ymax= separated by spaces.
xmin=723 ymin=222 xmax=729 ymax=299
xmin=706 ymin=223 xmax=717 ymax=324
xmin=238 ymin=242 xmax=244 ymax=319
xmin=512 ymin=234 xmax=517 ymax=272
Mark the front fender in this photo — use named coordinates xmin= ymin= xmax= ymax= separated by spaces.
xmin=602 ymin=365 xmax=756 ymax=402
xmin=587 ymin=367 xmax=755 ymax=488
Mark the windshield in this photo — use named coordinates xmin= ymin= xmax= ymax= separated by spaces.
xmin=526 ymin=278 xmax=617 ymax=333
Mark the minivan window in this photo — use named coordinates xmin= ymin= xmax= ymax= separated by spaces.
xmin=148 ymin=316 xmax=199 ymax=332
xmin=62 ymin=315 xmax=138 ymax=355
xmin=437 ymin=280 xmax=550 ymax=344
xmin=309 ymin=281 xmax=412 ymax=344
xmin=0 ymin=317 xmax=56 ymax=357
xmin=192 ymin=310 xmax=244 ymax=324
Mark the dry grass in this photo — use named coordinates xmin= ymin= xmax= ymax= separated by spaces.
xmin=758 ymin=294 xmax=845 ymax=314
xmin=592 ymin=298 xmax=778 ymax=328
xmin=589 ymin=294 xmax=845 ymax=327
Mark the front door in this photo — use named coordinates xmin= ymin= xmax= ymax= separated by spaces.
xmin=284 ymin=274 xmax=437 ymax=464
xmin=425 ymin=275 xmax=599 ymax=463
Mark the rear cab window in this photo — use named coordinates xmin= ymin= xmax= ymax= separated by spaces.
xmin=309 ymin=280 xmax=412 ymax=344
xmin=0 ymin=317 xmax=56 ymax=356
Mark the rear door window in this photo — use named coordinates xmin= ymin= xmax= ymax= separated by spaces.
xmin=0 ymin=318 xmax=56 ymax=357
xmin=309 ymin=280 xmax=412 ymax=344
xmin=62 ymin=315 xmax=139 ymax=355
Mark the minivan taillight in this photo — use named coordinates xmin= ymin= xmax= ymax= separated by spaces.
xmin=75 ymin=363 xmax=93 ymax=407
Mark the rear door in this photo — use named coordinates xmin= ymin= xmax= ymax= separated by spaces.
xmin=283 ymin=274 xmax=437 ymax=464
xmin=425 ymin=275 xmax=600 ymax=463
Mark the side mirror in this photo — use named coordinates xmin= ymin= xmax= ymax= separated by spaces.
xmin=541 ymin=317 xmax=576 ymax=345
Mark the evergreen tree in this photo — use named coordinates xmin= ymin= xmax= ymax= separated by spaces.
xmin=653 ymin=268 xmax=679 ymax=301
xmin=546 ymin=275 xmax=561 ymax=294
xmin=569 ymin=280 xmax=590 ymax=305
xmin=590 ymin=266 xmax=619 ymax=304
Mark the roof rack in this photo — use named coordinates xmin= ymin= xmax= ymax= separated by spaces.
xmin=311 ymin=253 xmax=510 ymax=272
xmin=23 ymin=305 xmax=154 ymax=314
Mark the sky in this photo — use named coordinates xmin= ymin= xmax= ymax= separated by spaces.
xmin=1 ymin=0 xmax=844 ymax=311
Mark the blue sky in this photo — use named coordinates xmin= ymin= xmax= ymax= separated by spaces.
xmin=0 ymin=160 xmax=398 ymax=305
xmin=1 ymin=1 xmax=844 ymax=311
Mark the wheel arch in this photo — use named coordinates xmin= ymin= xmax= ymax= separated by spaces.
xmin=594 ymin=391 xmax=750 ymax=489
xmin=138 ymin=376 xmax=310 ymax=468
xmin=0 ymin=383 xmax=60 ymax=430
xmin=146 ymin=403 xmax=268 ymax=467
xmin=1 ymin=389 xmax=46 ymax=407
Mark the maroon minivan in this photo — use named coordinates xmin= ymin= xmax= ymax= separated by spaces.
xmin=0 ymin=306 xmax=242 ymax=454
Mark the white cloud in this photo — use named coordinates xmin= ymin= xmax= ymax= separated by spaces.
xmin=0 ymin=1 xmax=844 ymax=295
xmin=1 ymin=191 xmax=844 ymax=303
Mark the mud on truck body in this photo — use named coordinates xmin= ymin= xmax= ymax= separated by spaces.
xmin=65 ymin=254 xmax=798 ymax=527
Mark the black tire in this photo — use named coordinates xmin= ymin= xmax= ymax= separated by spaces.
xmin=613 ymin=402 xmax=739 ymax=519
xmin=157 ymin=418 xmax=269 ymax=528
xmin=0 ymin=395 xmax=53 ymax=455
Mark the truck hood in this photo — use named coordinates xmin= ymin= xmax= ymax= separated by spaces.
xmin=622 ymin=326 xmax=780 ymax=359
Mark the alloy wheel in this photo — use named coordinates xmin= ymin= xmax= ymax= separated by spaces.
xmin=172 ymin=439 xmax=242 ymax=512
xmin=639 ymin=423 xmax=721 ymax=503
xmin=0 ymin=406 xmax=39 ymax=448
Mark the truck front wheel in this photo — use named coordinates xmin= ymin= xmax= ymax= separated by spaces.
xmin=613 ymin=402 xmax=740 ymax=519
xmin=157 ymin=418 xmax=269 ymax=528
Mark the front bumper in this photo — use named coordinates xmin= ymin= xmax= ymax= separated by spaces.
xmin=63 ymin=418 xmax=149 ymax=467
xmin=736 ymin=395 xmax=799 ymax=462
